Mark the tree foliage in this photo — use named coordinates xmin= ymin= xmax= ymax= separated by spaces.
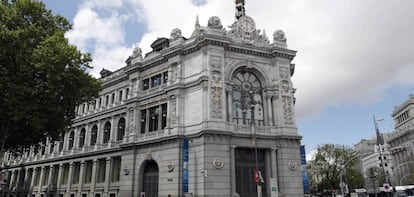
xmin=0 ymin=0 xmax=101 ymax=154
xmin=307 ymin=144 xmax=364 ymax=194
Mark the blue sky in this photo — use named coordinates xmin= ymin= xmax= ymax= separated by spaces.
xmin=42 ymin=0 xmax=414 ymax=156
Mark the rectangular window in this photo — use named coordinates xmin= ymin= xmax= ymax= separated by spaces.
xmin=143 ymin=79 xmax=149 ymax=90
xmin=34 ymin=167 xmax=41 ymax=186
xmin=62 ymin=164 xmax=69 ymax=185
xmin=52 ymin=165 xmax=59 ymax=186
xmin=42 ymin=166 xmax=50 ymax=185
xmin=161 ymin=103 xmax=167 ymax=129
xmin=106 ymin=95 xmax=109 ymax=106
xmin=151 ymin=74 xmax=161 ymax=88
xmin=72 ymin=162 xmax=80 ymax=184
xmin=111 ymin=157 xmax=121 ymax=182
xmin=97 ymin=159 xmax=106 ymax=183
xmin=111 ymin=93 xmax=115 ymax=104
xmin=98 ymin=98 xmax=102 ymax=108
xmin=163 ymin=71 xmax=168 ymax=84
xmin=141 ymin=110 xmax=147 ymax=134
xmin=84 ymin=161 xmax=93 ymax=184
xmin=149 ymin=106 xmax=159 ymax=132
xmin=125 ymin=88 xmax=129 ymax=99
xmin=27 ymin=169 xmax=33 ymax=187
xmin=119 ymin=90 xmax=123 ymax=102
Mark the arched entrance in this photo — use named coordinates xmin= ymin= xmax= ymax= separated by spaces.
xmin=142 ymin=160 xmax=159 ymax=197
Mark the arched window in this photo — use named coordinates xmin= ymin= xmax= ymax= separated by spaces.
xmin=90 ymin=125 xmax=97 ymax=145
xmin=117 ymin=118 xmax=126 ymax=141
xmin=103 ymin=121 xmax=111 ymax=143
xmin=231 ymin=69 xmax=264 ymax=125
xmin=68 ymin=131 xmax=75 ymax=150
xmin=79 ymin=128 xmax=86 ymax=148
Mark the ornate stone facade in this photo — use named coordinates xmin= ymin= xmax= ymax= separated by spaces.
xmin=1 ymin=1 xmax=303 ymax=197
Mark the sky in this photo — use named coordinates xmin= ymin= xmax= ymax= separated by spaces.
xmin=41 ymin=0 xmax=414 ymax=157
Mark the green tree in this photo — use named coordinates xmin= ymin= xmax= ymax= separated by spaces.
xmin=307 ymin=144 xmax=364 ymax=194
xmin=0 ymin=0 xmax=101 ymax=154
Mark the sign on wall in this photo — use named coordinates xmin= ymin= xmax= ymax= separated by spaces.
xmin=183 ymin=139 xmax=189 ymax=193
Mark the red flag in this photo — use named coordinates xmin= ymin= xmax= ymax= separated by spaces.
xmin=254 ymin=168 xmax=259 ymax=183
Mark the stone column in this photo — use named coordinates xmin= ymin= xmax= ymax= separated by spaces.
xmin=124 ymin=109 xmax=130 ymax=143
xmin=110 ymin=116 xmax=116 ymax=146
xmin=271 ymin=148 xmax=279 ymax=195
xmin=227 ymin=89 xmax=233 ymax=122
xmin=73 ymin=127 xmax=79 ymax=151
xmin=90 ymin=159 xmax=98 ymax=197
xmin=30 ymin=168 xmax=37 ymax=190
xmin=23 ymin=168 xmax=30 ymax=190
xmin=84 ymin=124 xmax=90 ymax=149
xmin=47 ymin=165 xmax=54 ymax=189
xmin=37 ymin=166 xmax=45 ymax=193
xmin=230 ymin=145 xmax=239 ymax=197
xmin=77 ymin=161 xmax=85 ymax=196
xmin=104 ymin=157 xmax=111 ymax=196
xmin=8 ymin=170 xmax=16 ymax=191
xmin=66 ymin=162 xmax=74 ymax=195
xmin=267 ymin=96 xmax=274 ymax=126
xmin=56 ymin=163 xmax=63 ymax=193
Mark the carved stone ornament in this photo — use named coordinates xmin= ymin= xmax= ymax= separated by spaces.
xmin=210 ymin=56 xmax=221 ymax=69
xmin=227 ymin=15 xmax=270 ymax=46
xmin=273 ymin=30 xmax=287 ymax=43
xmin=210 ymin=86 xmax=223 ymax=118
xmin=170 ymin=95 xmax=177 ymax=124
xmin=166 ymin=161 xmax=174 ymax=172
xmin=280 ymin=67 xmax=289 ymax=79
xmin=129 ymin=108 xmax=134 ymax=132
xmin=282 ymin=96 xmax=293 ymax=124
xmin=170 ymin=28 xmax=182 ymax=41
xmin=207 ymin=16 xmax=223 ymax=29
xmin=131 ymin=46 xmax=142 ymax=58
xmin=212 ymin=158 xmax=224 ymax=169
xmin=145 ymin=151 xmax=152 ymax=160
xmin=288 ymin=160 xmax=297 ymax=170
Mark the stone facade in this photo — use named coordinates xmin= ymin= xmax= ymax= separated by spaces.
xmin=0 ymin=1 xmax=304 ymax=196
xmin=388 ymin=94 xmax=414 ymax=185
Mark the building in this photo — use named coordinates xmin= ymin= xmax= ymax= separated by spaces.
xmin=0 ymin=1 xmax=304 ymax=197
xmin=388 ymin=94 xmax=414 ymax=185
xmin=355 ymin=134 xmax=394 ymax=192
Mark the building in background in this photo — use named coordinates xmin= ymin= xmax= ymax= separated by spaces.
xmin=388 ymin=94 xmax=414 ymax=185
xmin=0 ymin=1 xmax=304 ymax=197
xmin=355 ymin=134 xmax=394 ymax=192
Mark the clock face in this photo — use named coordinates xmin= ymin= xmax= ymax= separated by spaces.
xmin=238 ymin=16 xmax=255 ymax=33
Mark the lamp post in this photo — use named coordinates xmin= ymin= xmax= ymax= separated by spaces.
xmin=244 ymin=88 xmax=262 ymax=197
xmin=373 ymin=115 xmax=389 ymax=196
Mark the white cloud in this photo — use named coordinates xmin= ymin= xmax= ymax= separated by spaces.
xmin=66 ymin=0 xmax=414 ymax=119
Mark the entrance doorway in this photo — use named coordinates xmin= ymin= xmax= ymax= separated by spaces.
xmin=142 ymin=160 xmax=159 ymax=197
xmin=235 ymin=148 xmax=267 ymax=197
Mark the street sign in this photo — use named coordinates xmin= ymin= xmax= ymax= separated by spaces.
xmin=270 ymin=178 xmax=278 ymax=197
xmin=383 ymin=183 xmax=391 ymax=192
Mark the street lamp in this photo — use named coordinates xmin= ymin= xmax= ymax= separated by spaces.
xmin=373 ymin=115 xmax=389 ymax=196
xmin=244 ymin=89 xmax=262 ymax=197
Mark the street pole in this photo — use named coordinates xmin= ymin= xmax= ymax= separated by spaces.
xmin=251 ymin=94 xmax=261 ymax=197
xmin=373 ymin=115 xmax=389 ymax=197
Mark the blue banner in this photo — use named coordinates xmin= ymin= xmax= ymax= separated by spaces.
xmin=183 ymin=139 xmax=189 ymax=193
xmin=300 ymin=145 xmax=309 ymax=193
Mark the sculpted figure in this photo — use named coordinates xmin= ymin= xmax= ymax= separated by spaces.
xmin=207 ymin=16 xmax=223 ymax=29
xmin=131 ymin=46 xmax=142 ymax=58
xmin=170 ymin=28 xmax=182 ymax=41
xmin=273 ymin=30 xmax=287 ymax=43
